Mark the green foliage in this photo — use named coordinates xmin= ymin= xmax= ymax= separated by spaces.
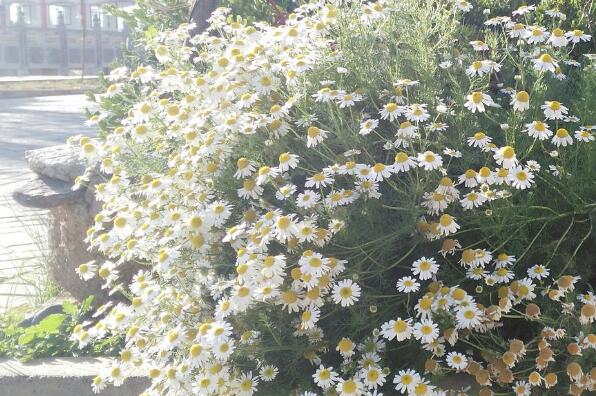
xmin=79 ymin=1 xmax=596 ymax=394
xmin=222 ymin=0 xmax=298 ymax=25
xmin=0 ymin=297 xmax=122 ymax=362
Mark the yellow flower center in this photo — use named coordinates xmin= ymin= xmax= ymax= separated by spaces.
xmin=373 ymin=163 xmax=385 ymax=173
xmin=516 ymin=171 xmax=528 ymax=181
xmin=501 ymin=146 xmax=515 ymax=159
xmin=516 ymin=91 xmax=529 ymax=102
xmin=342 ymin=380 xmax=357 ymax=393
xmin=395 ymin=152 xmax=409 ymax=163
xmin=237 ymin=286 xmax=250 ymax=297
xmin=302 ymin=311 xmax=312 ymax=322
xmin=307 ymin=126 xmax=320 ymax=138
xmin=393 ymin=320 xmax=407 ymax=333
xmin=338 ymin=339 xmax=353 ymax=352
xmin=439 ymin=214 xmax=453 ymax=227
xmin=471 ymin=92 xmax=483 ymax=104
xmin=240 ymin=379 xmax=253 ymax=391
xmin=340 ymin=287 xmax=353 ymax=299
xmin=420 ymin=325 xmax=433 ymax=335
xmin=539 ymin=54 xmax=553 ymax=63
xmin=385 ymin=103 xmax=398 ymax=112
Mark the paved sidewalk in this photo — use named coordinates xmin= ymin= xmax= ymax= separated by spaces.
xmin=0 ymin=95 xmax=91 ymax=310
xmin=0 ymin=357 xmax=149 ymax=396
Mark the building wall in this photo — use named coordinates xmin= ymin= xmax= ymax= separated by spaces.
xmin=0 ymin=0 xmax=132 ymax=76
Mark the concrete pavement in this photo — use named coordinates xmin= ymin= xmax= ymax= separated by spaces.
xmin=0 ymin=95 xmax=91 ymax=310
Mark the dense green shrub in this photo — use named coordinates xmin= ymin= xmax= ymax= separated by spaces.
xmin=75 ymin=1 xmax=594 ymax=395
xmin=0 ymin=297 xmax=122 ymax=361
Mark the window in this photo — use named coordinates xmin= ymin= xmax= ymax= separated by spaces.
xmin=49 ymin=4 xmax=72 ymax=26
xmin=90 ymin=5 xmax=118 ymax=30
xmin=9 ymin=3 xmax=33 ymax=25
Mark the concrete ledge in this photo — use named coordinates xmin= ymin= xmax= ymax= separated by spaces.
xmin=0 ymin=89 xmax=91 ymax=98
xmin=0 ymin=357 xmax=150 ymax=396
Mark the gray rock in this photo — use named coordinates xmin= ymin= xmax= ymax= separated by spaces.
xmin=0 ymin=357 xmax=150 ymax=396
xmin=18 ymin=304 xmax=64 ymax=328
xmin=25 ymin=144 xmax=86 ymax=183
xmin=12 ymin=175 xmax=83 ymax=208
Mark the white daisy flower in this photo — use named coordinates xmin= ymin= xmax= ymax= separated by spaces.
xmin=307 ymin=126 xmax=329 ymax=148
xmin=460 ymin=191 xmax=487 ymax=210
xmin=359 ymin=118 xmax=379 ymax=135
xmin=236 ymin=371 xmax=258 ymax=396
xmin=392 ymin=152 xmax=417 ymax=172
xmin=405 ymin=104 xmax=430 ymax=122
xmin=295 ymin=191 xmax=319 ymax=210
xmin=445 ymin=351 xmax=468 ymax=371
xmin=527 ymin=264 xmax=550 ymax=280
xmin=456 ymin=305 xmax=483 ymax=329
xmin=508 ymin=22 xmax=526 ymax=38
xmin=313 ymin=365 xmax=339 ymax=389
xmin=469 ymin=40 xmax=489 ymax=51
xmin=332 ymin=279 xmax=361 ymax=307
xmin=413 ymin=319 xmax=439 ymax=344
xmin=512 ymin=5 xmax=535 ymax=16
xmin=256 ymin=166 xmax=280 ymax=185
xmin=511 ymin=90 xmax=530 ymax=111
xmin=417 ymin=151 xmax=443 ymax=171
xmin=525 ymin=26 xmax=549 ymax=44
xmin=379 ymin=102 xmax=403 ymax=121
xmin=396 ymin=276 xmax=420 ymax=293
xmin=278 ymin=152 xmax=300 ymax=171
xmin=300 ymin=306 xmax=320 ymax=330
xmin=509 ymin=167 xmax=535 ymax=190
xmin=467 ymin=131 xmax=492 ymax=148
xmin=411 ymin=257 xmax=439 ymax=280
xmin=437 ymin=214 xmax=460 ymax=236
xmin=548 ymin=28 xmax=568 ymax=47
xmin=464 ymin=91 xmax=498 ymax=113
xmin=552 ymin=128 xmax=573 ymax=147
xmin=336 ymin=377 xmax=364 ymax=396
xmin=380 ymin=318 xmax=413 ymax=341
xmin=76 ymin=261 xmax=97 ymax=281
xmin=493 ymin=146 xmax=518 ymax=169
xmin=259 ymin=365 xmax=278 ymax=382
xmin=305 ymin=171 xmax=333 ymax=188
xmin=532 ymin=54 xmax=558 ymax=73
xmin=575 ymin=129 xmax=595 ymax=142
xmin=393 ymin=369 xmax=421 ymax=394
xmin=525 ymin=121 xmax=553 ymax=140
xmin=566 ymin=29 xmax=591 ymax=43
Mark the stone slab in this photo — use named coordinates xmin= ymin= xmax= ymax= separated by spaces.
xmin=0 ymin=94 xmax=90 ymax=312
xmin=0 ymin=357 xmax=150 ymax=396
xmin=12 ymin=174 xmax=83 ymax=209
xmin=25 ymin=144 xmax=86 ymax=183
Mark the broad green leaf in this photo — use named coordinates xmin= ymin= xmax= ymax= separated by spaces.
xmin=36 ymin=314 xmax=66 ymax=333
xmin=62 ymin=301 xmax=77 ymax=316
xmin=18 ymin=329 xmax=36 ymax=346
xmin=81 ymin=296 xmax=95 ymax=313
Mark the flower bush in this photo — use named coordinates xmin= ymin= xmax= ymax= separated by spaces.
xmin=73 ymin=1 xmax=595 ymax=395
